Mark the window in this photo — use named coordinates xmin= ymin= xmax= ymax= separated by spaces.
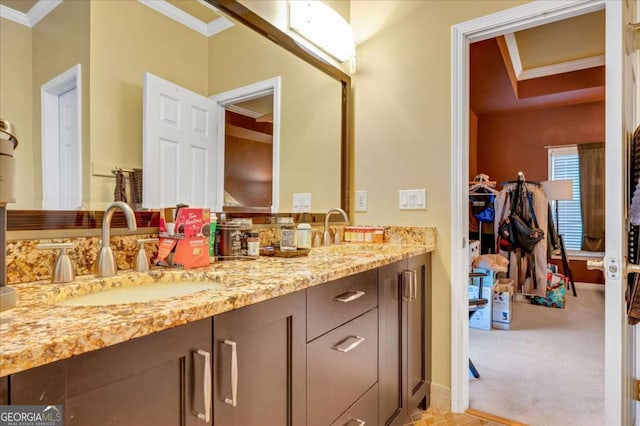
xmin=548 ymin=146 xmax=582 ymax=250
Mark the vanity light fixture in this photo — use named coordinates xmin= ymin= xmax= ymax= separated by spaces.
xmin=288 ymin=0 xmax=355 ymax=63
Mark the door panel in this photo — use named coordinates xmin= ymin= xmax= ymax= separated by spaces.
xmin=378 ymin=260 xmax=407 ymax=426
xmin=143 ymin=72 xmax=216 ymax=209
xmin=407 ymin=254 xmax=430 ymax=410
xmin=213 ymin=291 xmax=306 ymax=426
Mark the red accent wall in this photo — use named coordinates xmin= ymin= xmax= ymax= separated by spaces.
xmin=477 ymin=101 xmax=605 ymax=185
xmin=470 ymin=109 xmax=479 ymax=178
xmin=476 ymin=101 xmax=605 ymax=284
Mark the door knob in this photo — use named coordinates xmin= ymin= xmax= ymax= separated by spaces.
xmin=587 ymin=259 xmax=604 ymax=271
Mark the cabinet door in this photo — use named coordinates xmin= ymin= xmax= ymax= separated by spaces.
xmin=10 ymin=318 xmax=213 ymax=426
xmin=378 ymin=260 xmax=408 ymax=426
xmin=213 ymin=290 xmax=306 ymax=426
xmin=407 ymin=254 xmax=431 ymax=411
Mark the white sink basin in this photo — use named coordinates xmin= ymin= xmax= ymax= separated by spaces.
xmin=57 ymin=282 xmax=216 ymax=306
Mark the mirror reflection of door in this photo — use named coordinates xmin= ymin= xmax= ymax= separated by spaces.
xmin=224 ymin=94 xmax=273 ymax=213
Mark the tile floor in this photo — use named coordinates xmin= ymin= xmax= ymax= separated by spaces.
xmin=407 ymin=407 xmax=507 ymax=426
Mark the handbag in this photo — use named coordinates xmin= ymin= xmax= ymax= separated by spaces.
xmin=497 ymin=217 xmax=517 ymax=252
xmin=499 ymin=182 xmax=544 ymax=253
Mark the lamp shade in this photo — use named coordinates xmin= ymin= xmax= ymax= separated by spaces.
xmin=541 ymin=179 xmax=573 ymax=201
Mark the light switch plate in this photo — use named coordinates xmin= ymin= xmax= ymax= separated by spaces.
xmin=399 ymin=189 xmax=426 ymax=210
xmin=292 ymin=193 xmax=311 ymax=212
xmin=355 ymin=190 xmax=367 ymax=212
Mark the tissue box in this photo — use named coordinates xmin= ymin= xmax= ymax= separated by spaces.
xmin=492 ymin=278 xmax=514 ymax=330
xmin=469 ymin=268 xmax=494 ymax=330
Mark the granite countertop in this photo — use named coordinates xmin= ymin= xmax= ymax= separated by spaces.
xmin=0 ymin=243 xmax=433 ymax=377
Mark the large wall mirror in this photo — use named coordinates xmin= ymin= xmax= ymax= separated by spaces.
xmin=0 ymin=0 xmax=350 ymax=229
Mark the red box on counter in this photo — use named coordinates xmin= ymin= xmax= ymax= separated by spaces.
xmin=157 ymin=208 xmax=210 ymax=269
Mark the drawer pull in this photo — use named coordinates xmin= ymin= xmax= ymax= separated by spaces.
xmin=333 ymin=335 xmax=365 ymax=353
xmin=345 ymin=418 xmax=366 ymax=426
xmin=195 ymin=349 xmax=211 ymax=422
xmin=223 ymin=339 xmax=238 ymax=407
xmin=333 ymin=290 xmax=365 ymax=303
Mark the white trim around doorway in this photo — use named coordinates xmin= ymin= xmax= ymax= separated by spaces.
xmin=210 ymin=77 xmax=281 ymax=213
xmin=450 ymin=0 xmax=619 ymax=421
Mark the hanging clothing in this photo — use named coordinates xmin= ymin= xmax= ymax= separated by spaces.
xmin=114 ymin=170 xmax=127 ymax=203
xmin=494 ymin=182 xmax=549 ymax=297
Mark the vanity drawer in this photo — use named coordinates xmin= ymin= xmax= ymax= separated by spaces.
xmin=307 ymin=308 xmax=378 ymax=426
xmin=330 ymin=383 xmax=378 ymax=426
xmin=307 ymin=269 xmax=377 ymax=341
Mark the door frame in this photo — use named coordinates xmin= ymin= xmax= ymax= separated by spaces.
xmin=41 ymin=63 xmax=82 ymax=210
xmin=210 ymin=76 xmax=281 ymax=213
xmin=450 ymin=1 xmax=627 ymax=424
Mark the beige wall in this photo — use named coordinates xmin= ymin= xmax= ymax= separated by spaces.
xmin=0 ymin=18 xmax=34 ymax=209
xmin=209 ymin=23 xmax=342 ymax=212
xmin=351 ymin=0 xmax=530 ymax=388
xmin=89 ymin=1 xmax=209 ymax=209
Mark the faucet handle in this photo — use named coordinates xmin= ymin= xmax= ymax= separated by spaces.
xmin=36 ymin=243 xmax=75 ymax=283
xmin=134 ymin=238 xmax=159 ymax=273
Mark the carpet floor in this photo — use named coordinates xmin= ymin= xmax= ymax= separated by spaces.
xmin=469 ymin=285 xmax=605 ymax=426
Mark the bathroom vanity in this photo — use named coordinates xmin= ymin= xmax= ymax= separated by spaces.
xmin=0 ymin=244 xmax=432 ymax=426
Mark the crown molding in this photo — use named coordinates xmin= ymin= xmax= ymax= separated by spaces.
xmin=225 ymin=104 xmax=265 ymax=119
xmin=504 ymin=32 xmax=604 ymax=81
xmin=0 ymin=0 xmax=61 ymax=28
xmin=138 ymin=0 xmax=233 ymax=37
xmin=29 ymin=0 xmax=62 ymax=27
xmin=207 ymin=16 xmax=234 ymax=36
xmin=0 ymin=4 xmax=30 ymax=26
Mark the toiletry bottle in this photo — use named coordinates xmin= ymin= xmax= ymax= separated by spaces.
xmin=209 ymin=213 xmax=217 ymax=263
xmin=297 ymin=222 xmax=312 ymax=249
xmin=247 ymin=231 xmax=260 ymax=257
xmin=279 ymin=217 xmax=296 ymax=251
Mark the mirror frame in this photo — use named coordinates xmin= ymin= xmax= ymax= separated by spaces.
xmin=6 ymin=0 xmax=351 ymax=231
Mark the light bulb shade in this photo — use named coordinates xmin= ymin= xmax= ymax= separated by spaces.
xmin=541 ymin=179 xmax=574 ymax=201
xmin=289 ymin=1 xmax=355 ymax=62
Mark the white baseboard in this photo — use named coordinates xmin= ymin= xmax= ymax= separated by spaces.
xmin=575 ymin=282 xmax=605 ymax=291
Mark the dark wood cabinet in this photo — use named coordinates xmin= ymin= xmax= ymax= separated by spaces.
xmin=213 ymin=290 xmax=306 ymax=426
xmin=5 ymin=253 xmax=431 ymax=426
xmin=378 ymin=254 xmax=431 ymax=426
xmin=307 ymin=308 xmax=378 ymax=425
xmin=9 ymin=318 xmax=213 ymax=426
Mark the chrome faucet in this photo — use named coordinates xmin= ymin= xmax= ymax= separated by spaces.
xmin=96 ymin=201 xmax=137 ymax=277
xmin=322 ymin=208 xmax=349 ymax=246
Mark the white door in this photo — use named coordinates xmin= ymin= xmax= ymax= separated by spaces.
xmin=143 ymin=72 xmax=216 ymax=209
xmin=41 ymin=64 xmax=82 ymax=211
xmin=58 ymin=88 xmax=81 ymax=210
xmin=606 ymin=0 xmax=638 ymax=424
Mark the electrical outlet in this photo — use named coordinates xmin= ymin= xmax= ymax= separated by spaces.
xmin=355 ymin=190 xmax=367 ymax=212
xmin=292 ymin=193 xmax=311 ymax=212
xmin=399 ymin=189 xmax=426 ymax=210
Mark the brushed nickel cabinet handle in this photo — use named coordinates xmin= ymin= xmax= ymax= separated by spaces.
xmin=333 ymin=335 xmax=366 ymax=353
xmin=334 ymin=290 xmax=365 ymax=303
xmin=195 ymin=349 xmax=211 ymax=422
xmin=223 ymin=340 xmax=238 ymax=407
xmin=345 ymin=417 xmax=366 ymax=426
xmin=412 ymin=270 xmax=418 ymax=301
xmin=402 ymin=271 xmax=412 ymax=301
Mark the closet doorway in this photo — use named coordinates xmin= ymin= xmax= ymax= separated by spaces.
xmin=450 ymin=0 xmax=637 ymax=424
xmin=467 ymin=13 xmax=606 ymax=426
